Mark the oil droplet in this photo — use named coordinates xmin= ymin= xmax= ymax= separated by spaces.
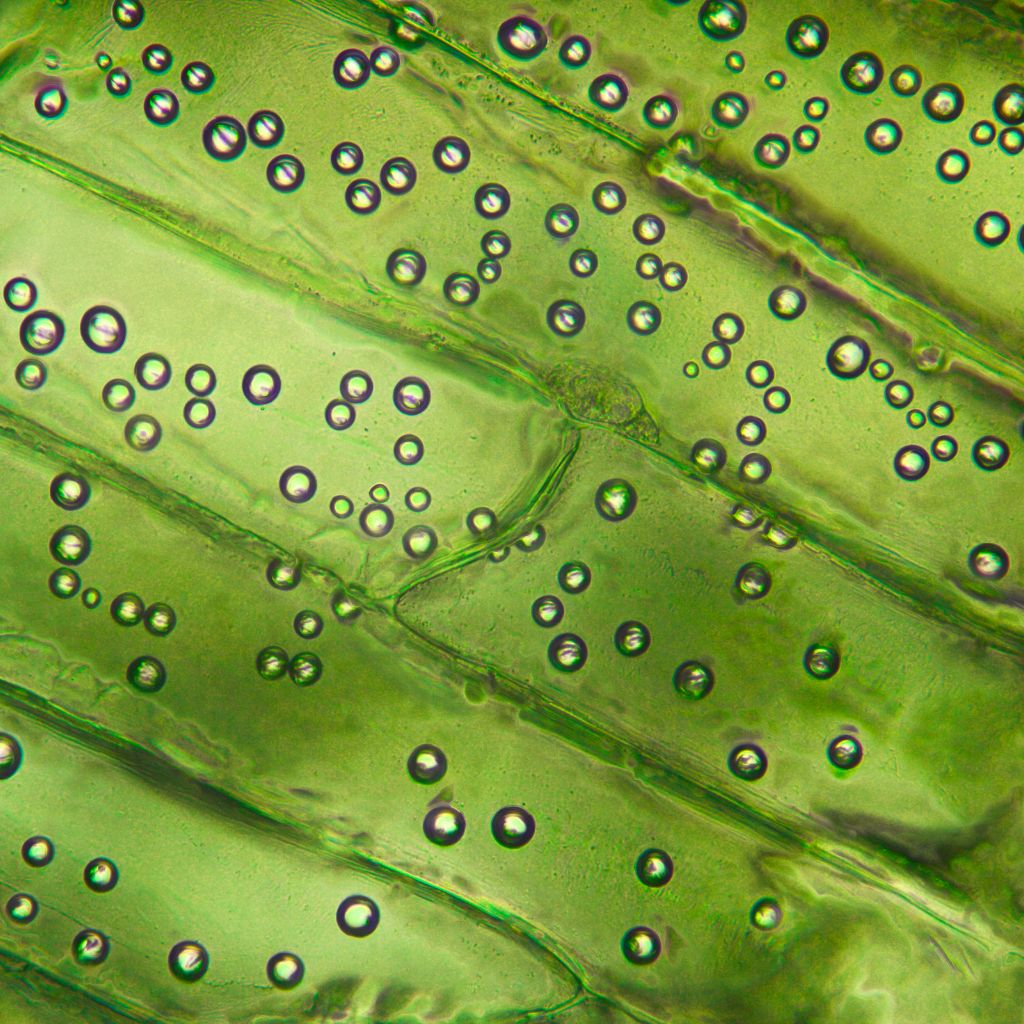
xmin=50 ymin=525 xmax=91 ymax=565
xmin=336 ymin=895 xmax=380 ymax=937
xmin=548 ymin=633 xmax=588 ymax=672
xmin=614 ymin=621 xmax=651 ymax=657
xmin=289 ymin=652 xmax=322 ymax=687
xmin=621 ymin=926 xmax=661 ymax=964
xmin=804 ymin=642 xmax=839 ymax=679
xmin=841 ymin=52 xmax=883 ymax=94
xmin=894 ymin=444 xmax=929 ymax=481
xmin=735 ymin=563 xmax=771 ymax=599
xmin=168 ymin=941 xmax=209 ymax=981
xmin=698 ymin=0 xmax=747 ymax=40
xmin=492 ymin=806 xmax=535 ymax=848
xmin=127 ymin=655 xmax=166 ymax=693
xmin=5 ymin=893 xmax=37 ymax=924
xmin=22 ymin=836 xmax=54 ymax=867
xmin=423 ymin=805 xmax=466 ymax=845
xmin=673 ymin=660 xmax=714 ymax=700
xmin=84 ymin=858 xmax=119 ymax=893
xmin=279 ymin=466 xmax=317 ymax=503
xmin=21 ymin=311 xmax=64 ymax=355
xmin=72 ymin=929 xmax=110 ymax=965
xmin=635 ymin=848 xmax=673 ymax=887
xmin=786 ymin=14 xmax=828 ymax=57
xmin=972 ymin=436 xmax=1009 ymax=471
xmin=532 ymin=595 xmax=564 ymax=627
xmin=729 ymin=743 xmax=767 ymax=780
xmin=4 ymin=277 xmax=37 ymax=311
xmin=827 ymin=734 xmax=863 ymax=769
xmin=968 ymin=543 xmax=1008 ymax=579
xmin=558 ymin=561 xmax=592 ymax=594
xmin=595 ymin=479 xmax=637 ymax=521
xmin=407 ymin=743 xmax=447 ymax=783
xmin=497 ymin=16 xmax=547 ymax=59
xmin=267 ymin=952 xmax=304 ymax=989
xmin=750 ymin=898 xmax=781 ymax=929
xmin=0 ymin=734 xmax=23 ymax=780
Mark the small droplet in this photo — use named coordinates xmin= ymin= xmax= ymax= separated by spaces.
xmin=923 ymin=83 xmax=964 ymax=123
xmin=181 ymin=60 xmax=213 ymax=93
xmin=0 ymin=734 xmax=23 ymax=780
xmin=557 ymin=561 xmax=591 ymax=594
xmin=635 ymin=848 xmax=673 ymax=887
xmin=50 ymin=525 xmax=91 ymax=565
xmin=894 ymin=444 xmax=929 ymax=481
xmin=20 ymin=310 xmax=65 ymax=355
xmin=402 ymin=525 xmax=438 ymax=559
xmin=595 ymin=479 xmax=637 ymax=521
xmin=4 ymin=277 xmax=37 ymax=312
xmin=333 ymin=48 xmax=370 ymax=88
xmin=673 ymin=660 xmax=714 ymax=700
xmin=804 ymin=642 xmax=839 ymax=679
xmin=72 ymin=929 xmax=110 ymax=965
xmin=589 ymin=74 xmax=629 ymax=112
xmin=336 ymin=895 xmax=380 ymax=937
xmin=827 ymin=734 xmax=863 ymax=770
xmin=497 ymin=16 xmax=547 ymax=59
xmin=969 ymin=543 xmax=1009 ymax=580
xmin=729 ymin=743 xmax=767 ymax=780
xmin=407 ymin=743 xmax=447 ymax=783
xmin=84 ymin=858 xmax=119 ymax=893
xmin=491 ymin=806 xmax=535 ymax=848
xmin=143 ymin=88 xmax=179 ymax=126
xmin=841 ymin=52 xmax=883 ymax=94
xmin=126 ymin=655 xmax=166 ymax=693
xmin=22 ymin=836 xmax=54 ymax=867
xmin=786 ymin=14 xmax=828 ymax=57
xmin=548 ymin=633 xmax=588 ymax=672
xmin=168 ymin=941 xmax=209 ymax=982
xmin=750 ymin=897 xmax=781 ymax=930
xmin=423 ymin=805 xmax=466 ymax=846
xmin=289 ymin=652 xmax=322 ymax=687
xmin=735 ymin=562 xmax=771 ymax=599
xmin=972 ymin=436 xmax=1010 ymax=471
xmin=279 ymin=466 xmax=317 ymax=503
xmin=614 ymin=621 xmax=651 ymax=657
xmin=5 ymin=893 xmax=38 ymax=924
xmin=621 ymin=925 xmax=661 ymax=965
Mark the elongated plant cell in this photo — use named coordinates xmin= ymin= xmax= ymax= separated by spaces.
xmin=0 ymin=0 xmax=1022 ymax=1021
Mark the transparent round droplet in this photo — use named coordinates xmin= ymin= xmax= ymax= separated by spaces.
xmin=346 ymin=178 xmax=381 ymax=214
xmin=827 ymin=734 xmax=863 ymax=770
xmin=6 ymin=893 xmax=37 ymax=923
xmin=644 ymin=94 xmax=678 ymax=128
xmin=0 ymin=733 xmax=23 ymax=780
xmin=408 ymin=743 xmax=447 ymax=783
xmin=698 ymin=0 xmax=747 ymax=40
xmin=595 ymin=478 xmax=637 ymax=521
xmin=402 ymin=525 xmax=437 ymax=559
xmin=968 ymin=542 xmax=1008 ymax=580
xmin=127 ymin=655 xmax=166 ymax=692
xmin=4 ymin=277 xmax=37 ymax=312
xmin=333 ymin=48 xmax=370 ymax=88
xmin=841 ymin=52 xmax=883 ymax=94
xmin=279 ymin=466 xmax=317 ymax=503
xmin=750 ymin=898 xmax=781 ymax=930
xmin=735 ymin=562 xmax=771 ymax=599
xmin=331 ymin=141 xmax=363 ymax=174
xmin=50 ymin=472 xmax=90 ymax=511
xmin=15 ymin=359 xmax=46 ymax=390
xmin=492 ymin=806 xmax=535 ymax=848
xmin=497 ymin=16 xmax=547 ymax=59
xmin=143 ymin=88 xmax=179 ymax=125
xmin=674 ymin=660 xmax=714 ymax=700
xmin=112 ymin=0 xmax=145 ymax=28
xmin=923 ymin=83 xmax=964 ymax=123
xmin=267 ymin=952 xmax=304 ymax=989
xmin=755 ymin=133 xmax=790 ymax=168
xmin=423 ymin=804 xmax=466 ymax=845
xmin=635 ymin=848 xmax=673 ymax=887
xmin=242 ymin=365 xmax=281 ymax=405
xmin=890 ymin=64 xmax=921 ymax=96
xmin=633 ymin=214 xmax=665 ymax=244
xmin=387 ymin=249 xmax=426 ymax=286
xmin=589 ymin=74 xmax=628 ymax=111
xmin=593 ymin=181 xmax=626 ymax=214
xmin=142 ymin=43 xmax=172 ymax=73
xmin=181 ymin=60 xmax=213 ymax=93
xmin=325 ymin=399 xmax=355 ymax=431
xmin=266 ymin=558 xmax=301 ymax=590
xmin=973 ymin=435 xmax=1009 ymax=471
xmin=50 ymin=525 xmax=91 ymax=565
xmin=614 ymin=620 xmax=650 ymax=657
xmin=360 ymin=503 xmax=394 ymax=538
xmin=865 ymin=118 xmax=902 ymax=154
xmin=547 ymin=300 xmax=585 ymax=336
xmin=84 ymin=857 xmax=119 ymax=893
xmin=380 ymin=156 xmax=416 ymax=195
xmin=289 ymin=651 xmax=322 ymax=687
xmin=168 ymin=941 xmax=209 ymax=982
xmin=474 ymin=183 xmax=510 ymax=219
xmin=256 ymin=645 xmax=288 ymax=680
xmin=894 ymin=444 xmax=929 ymax=481
xmin=621 ymin=926 xmax=661 ymax=965
xmin=729 ymin=743 xmax=767 ymax=779
xmin=20 ymin=310 xmax=64 ymax=354
xmin=336 ymin=895 xmax=379 ymax=937
xmin=482 ymin=230 xmax=511 ymax=257
xmin=531 ymin=595 xmax=564 ymax=628
xmin=49 ymin=567 xmax=80 ymax=599
xmin=937 ymin=148 xmax=969 ymax=183
xmin=35 ymin=85 xmax=67 ymax=119
xmin=557 ymin=561 xmax=591 ymax=594
xmin=786 ymin=14 xmax=828 ymax=57
xmin=559 ymin=35 xmax=591 ymax=68
xmin=111 ymin=592 xmax=145 ymax=627
xmin=826 ymin=336 xmax=870 ymax=379
xmin=22 ymin=836 xmax=54 ymax=867
xmin=81 ymin=305 xmax=126 ymax=353
xmin=976 ymin=211 xmax=1010 ymax=247
xmin=691 ymin=438 xmax=726 ymax=472
xmin=444 ymin=272 xmax=479 ymax=306
xmin=548 ymin=633 xmax=588 ymax=672
xmin=627 ymin=301 xmax=661 ymax=335
xmin=72 ymin=929 xmax=110 ymax=965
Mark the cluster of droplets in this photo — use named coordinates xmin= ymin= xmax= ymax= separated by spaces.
xmin=824 ymin=334 xmax=1010 ymax=482
xmin=409 ymin=744 xmax=536 ymax=848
